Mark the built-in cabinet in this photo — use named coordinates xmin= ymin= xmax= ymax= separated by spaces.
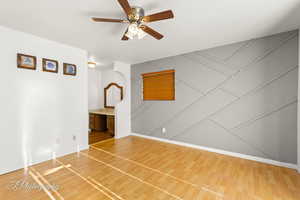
xmin=89 ymin=114 xmax=107 ymax=131
xmin=89 ymin=108 xmax=115 ymax=136
xmin=88 ymin=82 xmax=122 ymax=138
xmin=106 ymin=115 xmax=115 ymax=136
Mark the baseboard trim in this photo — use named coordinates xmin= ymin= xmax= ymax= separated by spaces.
xmin=131 ymin=133 xmax=298 ymax=170
xmin=80 ymin=145 xmax=90 ymax=151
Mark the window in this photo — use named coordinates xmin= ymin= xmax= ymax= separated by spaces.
xmin=142 ymin=69 xmax=175 ymax=101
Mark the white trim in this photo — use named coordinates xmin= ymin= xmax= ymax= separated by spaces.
xmin=80 ymin=145 xmax=90 ymax=151
xmin=297 ymin=30 xmax=300 ymax=174
xmin=131 ymin=133 xmax=298 ymax=170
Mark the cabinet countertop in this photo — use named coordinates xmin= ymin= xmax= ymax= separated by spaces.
xmin=89 ymin=108 xmax=115 ymax=116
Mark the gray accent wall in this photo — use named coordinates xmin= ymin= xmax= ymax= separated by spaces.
xmin=131 ymin=30 xmax=299 ymax=164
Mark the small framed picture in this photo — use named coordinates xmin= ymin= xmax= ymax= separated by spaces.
xmin=42 ymin=58 xmax=58 ymax=73
xmin=63 ymin=63 xmax=77 ymax=76
xmin=17 ymin=53 xmax=37 ymax=70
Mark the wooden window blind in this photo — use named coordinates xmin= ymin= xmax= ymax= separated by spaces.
xmin=142 ymin=69 xmax=175 ymax=101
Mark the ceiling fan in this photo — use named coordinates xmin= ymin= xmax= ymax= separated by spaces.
xmin=92 ymin=0 xmax=174 ymax=40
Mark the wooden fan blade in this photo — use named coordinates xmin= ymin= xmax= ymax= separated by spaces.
xmin=117 ymin=0 xmax=132 ymax=16
xmin=92 ymin=18 xmax=127 ymax=23
xmin=121 ymin=29 xmax=129 ymax=40
xmin=142 ymin=10 xmax=174 ymax=23
xmin=140 ymin=25 xmax=164 ymax=40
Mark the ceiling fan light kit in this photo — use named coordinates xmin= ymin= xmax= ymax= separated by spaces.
xmin=92 ymin=0 xmax=174 ymax=41
xmin=125 ymin=22 xmax=147 ymax=40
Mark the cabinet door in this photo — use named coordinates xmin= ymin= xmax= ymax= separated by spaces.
xmin=107 ymin=116 xmax=115 ymax=136
xmin=94 ymin=115 xmax=107 ymax=131
xmin=89 ymin=114 xmax=95 ymax=130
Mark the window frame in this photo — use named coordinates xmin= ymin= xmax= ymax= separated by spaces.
xmin=142 ymin=69 xmax=175 ymax=101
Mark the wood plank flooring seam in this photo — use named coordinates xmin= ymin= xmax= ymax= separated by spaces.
xmin=88 ymin=177 xmax=124 ymax=200
xmin=91 ymin=138 xmax=115 ymax=146
xmin=28 ymin=170 xmax=57 ymax=200
xmin=89 ymin=145 xmax=225 ymax=198
xmin=80 ymin=152 xmax=183 ymax=200
xmin=54 ymin=159 xmax=120 ymax=200
xmin=30 ymin=167 xmax=65 ymax=200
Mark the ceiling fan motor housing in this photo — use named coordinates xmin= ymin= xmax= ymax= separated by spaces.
xmin=128 ymin=7 xmax=145 ymax=24
xmin=91 ymin=0 xmax=174 ymax=40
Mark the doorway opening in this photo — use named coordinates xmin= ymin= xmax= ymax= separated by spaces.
xmin=88 ymin=107 xmax=115 ymax=145
xmin=88 ymin=70 xmax=124 ymax=145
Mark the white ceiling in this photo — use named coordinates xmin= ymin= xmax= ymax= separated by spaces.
xmin=0 ymin=0 xmax=300 ymax=65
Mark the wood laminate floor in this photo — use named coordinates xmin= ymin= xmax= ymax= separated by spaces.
xmin=1 ymin=136 xmax=300 ymax=200
xmin=89 ymin=131 xmax=113 ymax=145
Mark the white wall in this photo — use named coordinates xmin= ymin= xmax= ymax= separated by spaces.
xmin=101 ymin=67 xmax=124 ymax=106
xmin=114 ymin=61 xmax=131 ymax=139
xmin=88 ymin=67 xmax=116 ymax=110
xmin=102 ymin=68 xmax=116 ymax=89
xmin=298 ymin=31 xmax=300 ymax=173
xmin=0 ymin=26 xmax=88 ymax=175
xmin=102 ymin=68 xmax=124 ymax=90
xmin=88 ymin=68 xmax=102 ymax=109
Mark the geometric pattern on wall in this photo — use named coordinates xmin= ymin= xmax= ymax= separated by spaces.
xmin=131 ymin=30 xmax=298 ymax=164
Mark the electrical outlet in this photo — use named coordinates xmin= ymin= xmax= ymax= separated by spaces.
xmin=162 ymin=128 xmax=166 ymax=134
xmin=73 ymin=135 xmax=76 ymax=141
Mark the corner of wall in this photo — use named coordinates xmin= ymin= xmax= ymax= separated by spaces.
xmin=298 ymin=30 xmax=300 ymax=173
xmin=113 ymin=61 xmax=131 ymax=139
